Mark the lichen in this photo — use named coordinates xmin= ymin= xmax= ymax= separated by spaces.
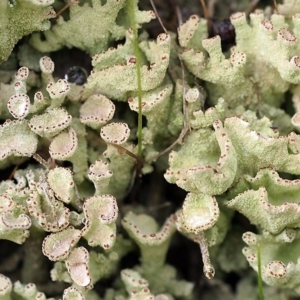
xmin=4 ymin=0 xmax=300 ymax=299
xmin=29 ymin=0 xmax=155 ymax=55
xmin=0 ymin=1 xmax=55 ymax=64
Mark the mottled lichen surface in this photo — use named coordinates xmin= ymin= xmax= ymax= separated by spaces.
xmin=3 ymin=0 xmax=300 ymax=299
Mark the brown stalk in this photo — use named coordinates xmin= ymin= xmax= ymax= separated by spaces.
xmin=55 ymin=0 xmax=78 ymax=18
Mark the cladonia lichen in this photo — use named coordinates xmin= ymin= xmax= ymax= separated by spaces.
xmin=3 ymin=0 xmax=300 ymax=299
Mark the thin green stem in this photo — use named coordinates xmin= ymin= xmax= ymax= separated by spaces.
xmin=257 ymin=243 xmax=264 ymax=300
xmin=127 ymin=0 xmax=143 ymax=158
